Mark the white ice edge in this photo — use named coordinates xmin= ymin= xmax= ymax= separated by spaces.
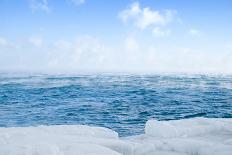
xmin=1 ymin=117 xmax=232 ymax=155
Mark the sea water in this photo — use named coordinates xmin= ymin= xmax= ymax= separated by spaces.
xmin=0 ymin=73 xmax=231 ymax=136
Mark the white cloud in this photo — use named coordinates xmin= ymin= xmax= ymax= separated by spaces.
xmin=225 ymin=42 xmax=232 ymax=51
xmin=189 ymin=29 xmax=200 ymax=36
xmin=124 ymin=37 xmax=139 ymax=51
xmin=54 ymin=40 xmax=72 ymax=50
xmin=29 ymin=0 xmax=50 ymax=12
xmin=0 ymin=37 xmax=8 ymax=46
xmin=1 ymin=35 xmax=232 ymax=74
xmin=137 ymin=9 xmax=175 ymax=29
xmin=29 ymin=37 xmax=43 ymax=47
xmin=119 ymin=2 xmax=176 ymax=30
xmin=152 ymin=27 xmax=170 ymax=37
xmin=118 ymin=2 xmax=141 ymax=23
xmin=48 ymin=36 xmax=112 ymax=72
xmin=68 ymin=0 xmax=85 ymax=5
xmin=131 ymin=46 xmax=232 ymax=74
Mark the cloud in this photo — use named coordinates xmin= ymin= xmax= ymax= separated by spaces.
xmin=68 ymin=0 xmax=85 ymax=5
xmin=29 ymin=37 xmax=43 ymax=47
xmin=1 ymin=35 xmax=232 ymax=74
xmin=118 ymin=2 xmax=141 ymax=23
xmin=134 ymin=46 xmax=232 ymax=74
xmin=48 ymin=36 xmax=112 ymax=71
xmin=0 ymin=37 xmax=8 ymax=46
xmin=225 ymin=42 xmax=232 ymax=51
xmin=152 ymin=27 xmax=170 ymax=37
xmin=118 ymin=2 xmax=177 ymax=30
xmin=54 ymin=40 xmax=72 ymax=50
xmin=189 ymin=29 xmax=200 ymax=36
xmin=29 ymin=0 xmax=50 ymax=12
xmin=124 ymin=37 xmax=139 ymax=51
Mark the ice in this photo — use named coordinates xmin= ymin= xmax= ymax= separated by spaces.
xmin=0 ymin=118 xmax=232 ymax=155
xmin=128 ymin=118 xmax=232 ymax=155
xmin=145 ymin=117 xmax=232 ymax=138
xmin=0 ymin=125 xmax=131 ymax=155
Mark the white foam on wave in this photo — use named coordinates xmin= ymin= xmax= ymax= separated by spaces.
xmin=0 ymin=118 xmax=232 ymax=155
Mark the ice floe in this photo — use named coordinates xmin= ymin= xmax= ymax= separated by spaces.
xmin=0 ymin=118 xmax=232 ymax=155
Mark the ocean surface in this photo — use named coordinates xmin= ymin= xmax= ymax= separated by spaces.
xmin=0 ymin=73 xmax=232 ymax=136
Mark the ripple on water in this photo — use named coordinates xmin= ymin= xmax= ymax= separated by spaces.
xmin=0 ymin=74 xmax=232 ymax=136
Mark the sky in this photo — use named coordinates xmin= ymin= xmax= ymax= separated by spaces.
xmin=0 ymin=0 xmax=232 ymax=74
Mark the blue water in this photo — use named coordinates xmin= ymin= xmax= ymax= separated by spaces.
xmin=0 ymin=73 xmax=232 ymax=136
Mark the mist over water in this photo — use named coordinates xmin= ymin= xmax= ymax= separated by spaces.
xmin=0 ymin=73 xmax=232 ymax=136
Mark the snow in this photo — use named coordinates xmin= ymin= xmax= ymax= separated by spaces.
xmin=0 ymin=118 xmax=232 ymax=155
xmin=145 ymin=118 xmax=232 ymax=138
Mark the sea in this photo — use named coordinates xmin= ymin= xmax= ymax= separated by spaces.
xmin=0 ymin=73 xmax=231 ymax=136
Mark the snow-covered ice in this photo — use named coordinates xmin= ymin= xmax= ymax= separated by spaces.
xmin=0 ymin=118 xmax=232 ymax=155
xmin=127 ymin=118 xmax=232 ymax=155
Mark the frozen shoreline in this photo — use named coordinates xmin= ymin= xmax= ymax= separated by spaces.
xmin=1 ymin=118 xmax=232 ymax=155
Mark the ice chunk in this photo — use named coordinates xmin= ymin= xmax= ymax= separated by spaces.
xmin=129 ymin=118 xmax=232 ymax=155
xmin=145 ymin=117 xmax=232 ymax=138
xmin=0 ymin=125 xmax=132 ymax=155
xmin=0 ymin=118 xmax=232 ymax=155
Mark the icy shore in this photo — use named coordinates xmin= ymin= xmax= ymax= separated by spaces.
xmin=1 ymin=118 xmax=232 ymax=155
